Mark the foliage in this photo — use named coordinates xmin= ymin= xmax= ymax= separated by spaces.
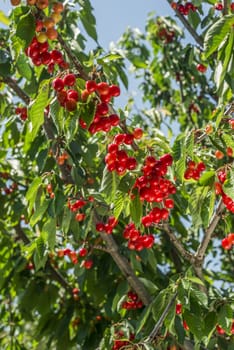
xmin=0 ymin=0 xmax=234 ymax=349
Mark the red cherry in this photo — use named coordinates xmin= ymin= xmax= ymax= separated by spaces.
xmin=221 ymin=237 xmax=232 ymax=250
xmin=52 ymin=78 xmax=64 ymax=91
xmin=50 ymin=49 xmax=63 ymax=63
xmin=216 ymin=325 xmax=225 ymax=334
xmin=215 ymin=3 xmax=223 ymax=10
xmin=72 ymin=288 xmax=79 ymax=294
xmin=231 ymin=3 xmax=234 ymax=11
xmin=96 ymin=82 xmax=110 ymax=95
xmin=83 ymin=260 xmax=93 ymax=269
xmin=75 ymin=213 xmax=86 ymax=221
xmin=215 ymin=150 xmax=224 ymax=159
xmin=133 ymin=127 xmax=143 ymax=139
xmin=196 ymin=64 xmax=207 ymax=73
xmin=67 ymin=89 xmax=79 ymax=101
xmin=86 ymin=80 xmax=97 ymax=93
xmin=109 ymin=114 xmax=120 ymax=126
xmin=176 ymin=303 xmax=182 ymax=314
xmin=109 ymin=84 xmax=120 ymax=97
xmin=226 ymin=147 xmax=233 ymax=157
xmin=63 ymin=73 xmax=76 ymax=86
xmin=79 ymin=248 xmax=88 ymax=257
xmin=65 ymin=98 xmax=77 ymax=112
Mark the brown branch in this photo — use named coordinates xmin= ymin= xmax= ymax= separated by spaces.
xmin=195 ymin=199 xmax=225 ymax=265
xmin=167 ymin=0 xmax=203 ymax=47
xmin=57 ymin=33 xmax=89 ymax=80
xmin=147 ymin=292 xmax=177 ymax=342
xmin=223 ymin=0 xmax=229 ymax=15
xmin=97 ymin=229 xmax=152 ymax=306
xmin=1 ymin=76 xmax=30 ymax=105
xmin=162 ymin=223 xmax=195 ymax=264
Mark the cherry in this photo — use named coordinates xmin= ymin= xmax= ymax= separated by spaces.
xmin=176 ymin=303 xmax=182 ymax=314
xmin=196 ymin=64 xmax=207 ymax=73
xmin=67 ymin=89 xmax=79 ymax=101
xmin=86 ymin=80 xmax=97 ymax=93
xmin=53 ymin=2 xmax=64 ymax=13
xmin=83 ymin=260 xmax=93 ymax=269
xmin=133 ymin=127 xmax=143 ymax=139
xmin=215 ymin=150 xmax=224 ymax=159
xmin=79 ymin=248 xmax=88 ymax=257
xmin=215 ymin=3 xmax=224 ymax=10
xmin=109 ymin=84 xmax=121 ymax=97
xmin=65 ymin=98 xmax=77 ymax=112
xmin=52 ymin=78 xmax=64 ymax=91
xmin=63 ymin=73 xmax=76 ymax=86
xmin=96 ymin=82 xmax=110 ymax=95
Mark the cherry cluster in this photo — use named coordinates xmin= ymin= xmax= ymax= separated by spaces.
xmin=34 ymin=2 xmax=64 ymax=43
xmin=121 ymin=291 xmax=143 ymax=310
xmin=96 ymin=216 xmax=118 ymax=234
xmin=184 ymin=160 xmax=206 ymax=180
xmin=57 ymin=247 xmax=90 ymax=267
xmin=15 ymin=106 xmax=28 ymax=121
xmin=171 ymin=1 xmax=197 ymax=15
xmin=105 ymin=134 xmax=137 ymax=175
xmin=215 ymin=170 xmax=234 ymax=213
xmin=86 ymin=81 xmax=121 ymax=134
xmin=112 ymin=331 xmax=135 ymax=350
xmin=52 ymin=74 xmax=80 ymax=112
xmin=123 ymin=223 xmax=154 ymax=251
xmin=25 ymin=37 xmax=68 ymax=72
xmin=221 ymin=233 xmax=234 ymax=250
xmin=157 ymin=27 xmax=175 ymax=43
xmin=68 ymin=198 xmax=87 ymax=222
xmin=46 ymin=183 xmax=55 ymax=199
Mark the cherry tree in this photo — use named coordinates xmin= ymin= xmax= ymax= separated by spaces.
xmin=0 ymin=0 xmax=234 ymax=349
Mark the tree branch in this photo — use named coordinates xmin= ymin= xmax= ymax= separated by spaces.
xmin=147 ymin=292 xmax=177 ymax=342
xmin=161 ymin=223 xmax=195 ymax=264
xmin=195 ymin=199 xmax=225 ymax=265
xmin=223 ymin=0 xmax=229 ymax=15
xmin=167 ymin=0 xmax=203 ymax=47
xmin=1 ymin=76 xmax=30 ymax=105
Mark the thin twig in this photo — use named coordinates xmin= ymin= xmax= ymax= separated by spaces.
xmin=147 ymin=292 xmax=177 ymax=342
xmin=2 ymin=76 xmax=30 ymax=104
xmin=167 ymin=0 xmax=203 ymax=47
xmin=223 ymin=0 xmax=229 ymax=15
xmin=195 ymin=199 xmax=225 ymax=265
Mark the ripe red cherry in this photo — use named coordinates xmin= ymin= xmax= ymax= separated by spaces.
xmin=176 ymin=303 xmax=182 ymax=314
xmin=96 ymin=82 xmax=109 ymax=95
xmin=85 ymin=80 xmax=97 ymax=93
xmin=52 ymin=78 xmax=64 ymax=91
xmin=226 ymin=147 xmax=233 ymax=157
xmin=196 ymin=63 xmax=207 ymax=73
xmin=72 ymin=288 xmax=79 ymax=294
xmin=216 ymin=325 xmax=225 ymax=334
xmin=109 ymin=114 xmax=120 ymax=126
xmin=79 ymin=247 xmax=88 ymax=257
xmin=133 ymin=128 xmax=143 ymax=139
xmin=215 ymin=3 xmax=223 ymax=10
xmin=83 ymin=260 xmax=93 ymax=269
xmin=63 ymin=73 xmax=76 ymax=86
xmin=221 ymin=237 xmax=232 ymax=250
xmin=67 ymin=89 xmax=79 ymax=101
xmin=164 ymin=198 xmax=174 ymax=209
xmin=75 ymin=213 xmax=86 ymax=221
xmin=65 ymin=98 xmax=77 ymax=112
xmin=231 ymin=3 xmax=234 ymax=11
xmin=50 ymin=49 xmax=63 ymax=63
xmin=109 ymin=84 xmax=121 ymax=97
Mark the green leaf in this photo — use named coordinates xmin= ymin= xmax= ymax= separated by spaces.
xmin=100 ymin=166 xmax=120 ymax=204
xmin=130 ymin=193 xmax=142 ymax=225
xmin=175 ymin=156 xmax=186 ymax=182
xmin=42 ymin=218 xmax=56 ymax=250
xmin=26 ymin=177 xmax=42 ymax=212
xmin=223 ymin=168 xmax=234 ymax=200
xmin=222 ymin=133 xmax=234 ymax=150
xmin=79 ymin=100 xmax=96 ymax=128
xmin=198 ymin=171 xmax=215 ymax=186
xmin=203 ymin=15 xmax=234 ymax=59
xmin=138 ymin=277 xmax=158 ymax=294
xmin=136 ymin=304 xmax=152 ymax=334
xmin=15 ymin=11 xmax=35 ymax=49
xmin=113 ymin=191 xmax=126 ymax=219
xmin=217 ymin=303 xmax=233 ymax=332
xmin=183 ymin=310 xmax=204 ymax=339
xmin=190 ymin=287 xmax=208 ymax=307
xmin=186 ymin=276 xmax=205 ymax=286
xmin=0 ymin=49 xmax=12 ymax=77
xmin=112 ymin=280 xmax=128 ymax=312
xmin=16 ymin=54 xmax=32 ymax=80
xmin=27 ymin=79 xmax=50 ymax=143
xmin=0 ymin=11 xmax=10 ymax=26
xmin=30 ymin=200 xmax=49 ymax=227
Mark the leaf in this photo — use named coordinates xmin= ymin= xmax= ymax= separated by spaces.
xmin=175 ymin=156 xmax=186 ymax=182
xmin=16 ymin=54 xmax=32 ymax=80
xmin=15 ymin=11 xmax=35 ymax=49
xmin=130 ymin=193 xmax=142 ymax=225
xmin=100 ymin=166 xmax=120 ymax=204
xmin=138 ymin=277 xmax=158 ymax=294
xmin=113 ymin=191 xmax=125 ymax=219
xmin=112 ymin=280 xmax=128 ymax=312
xmin=0 ymin=11 xmax=10 ymax=26
xmin=183 ymin=310 xmax=204 ymax=339
xmin=79 ymin=100 xmax=96 ymax=128
xmin=0 ymin=49 xmax=12 ymax=77
xmin=136 ymin=304 xmax=152 ymax=334
xmin=203 ymin=15 xmax=234 ymax=59
xmin=26 ymin=177 xmax=42 ymax=212
xmin=186 ymin=276 xmax=205 ymax=286
xmin=222 ymin=133 xmax=234 ymax=150
xmin=222 ymin=168 xmax=234 ymax=200
xmin=30 ymin=200 xmax=49 ymax=227
xmin=217 ymin=303 xmax=233 ymax=332
xmin=42 ymin=218 xmax=56 ymax=250
xmin=27 ymin=79 xmax=50 ymax=143
xmin=198 ymin=171 xmax=215 ymax=186
xmin=190 ymin=287 xmax=208 ymax=307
